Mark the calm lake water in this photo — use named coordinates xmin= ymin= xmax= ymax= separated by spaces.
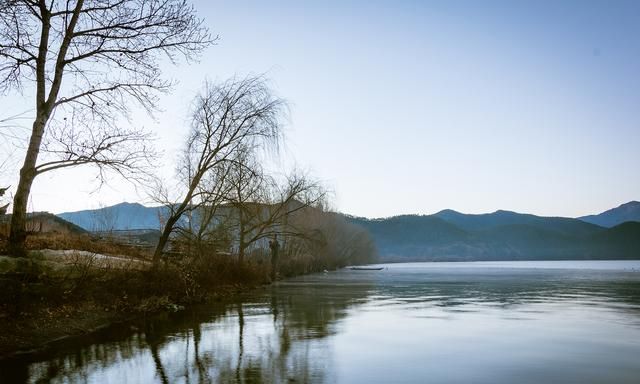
xmin=2 ymin=260 xmax=640 ymax=383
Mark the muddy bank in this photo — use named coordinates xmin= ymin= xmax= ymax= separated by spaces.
xmin=0 ymin=282 xmax=254 ymax=358
xmin=0 ymin=250 xmax=267 ymax=358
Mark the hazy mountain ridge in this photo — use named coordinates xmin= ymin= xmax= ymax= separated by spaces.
xmin=58 ymin=202 xmax=165 ymax=231
xmin=347 ymin=204 xmax=640 ymax=262
xmin=579 ymin=201 xmax=640 ymax=228
xmin=57 ymin=202 xmax=640 ymax=261
xmin=435 ymin=209 xmax=603 ymax=236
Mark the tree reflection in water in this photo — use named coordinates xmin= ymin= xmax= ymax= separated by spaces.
xmin=1 ymin=263 xmax=640 ymax=383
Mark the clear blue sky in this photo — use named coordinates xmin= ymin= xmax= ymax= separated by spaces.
xmin=2 ymin=0 xmax=639 ymax=218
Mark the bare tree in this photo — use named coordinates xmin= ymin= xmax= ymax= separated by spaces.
xmin=169 ymin=160 xmax=234 ymax=255
xmin=223 ymin=148 xmax=268 ymax=265
xmin=152 ymin=76 xmax=285 ymax=265
xmin=285 ymin=209 xmax=378 ymax=271
xmin=0 ymin=0 xmax=214 ymax=256
xmin=225 ymin=157 xmax=327 ymax=267
xmin=189 ymin=162 xmax=236 ymax=250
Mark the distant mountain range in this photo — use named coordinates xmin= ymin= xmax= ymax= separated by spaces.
xmin=347 ymin=202 xmax=640 ymax=262
xmin=56 ymin=201 xmax=640 ymax=261
xmin=578 ymin=201 xmax=640 ymax=228
xmin=58 ymin=202 xmax=165 ymax=231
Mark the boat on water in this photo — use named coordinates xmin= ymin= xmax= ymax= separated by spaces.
xmin=348 ymin=266 xmax=384 ymax=271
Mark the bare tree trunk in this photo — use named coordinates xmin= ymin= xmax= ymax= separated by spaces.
xmin=238 ymin=218 xmax=246 ymax=266
xmin=238 ymin=240 xmax=245 ymax=266
xmin=153 ymin=214 xmax=182 ymax=265
xmin=270 ymin=251 xmax=279 ymax=281
xmin=7 ymin=1 xmax=54 ymax=257
xmin=8 ymin=116 xmax=47 ymax=257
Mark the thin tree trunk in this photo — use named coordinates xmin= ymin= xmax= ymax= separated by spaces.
xmin=153 ymin=171 xmax=203 ymax=266
xmin=153 ymin=214 xmax=181 ymax=265
xmin=238 ymin=240 xmax=245 ymax=266
xmin=238 ymin=215 xmax=246 ymax=266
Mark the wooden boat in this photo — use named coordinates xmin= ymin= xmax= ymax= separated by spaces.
xmin=348 ymin=266 xmax=384 ymax=271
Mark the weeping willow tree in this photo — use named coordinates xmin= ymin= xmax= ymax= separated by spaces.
xmin=152 ymin=76 xmax=285 ymax=266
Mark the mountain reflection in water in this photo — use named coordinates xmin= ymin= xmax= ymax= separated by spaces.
xmin=2 ymin=261 xmax=640 ymax=383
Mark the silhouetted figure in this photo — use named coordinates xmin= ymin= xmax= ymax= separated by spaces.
xmin=269 ymin=235 xmax=280 ymax=281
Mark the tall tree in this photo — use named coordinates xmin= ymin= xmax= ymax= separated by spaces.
xmin=224 ymin=158 xmax=326 ymax=266
xmin=0 ymin=0 xmax=213 ymax=256
xmin=152 ymin=76 xmax=285 ymax=265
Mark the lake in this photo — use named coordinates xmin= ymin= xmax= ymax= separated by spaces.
xmin=2 ymin=260 xmax=640 ymax=383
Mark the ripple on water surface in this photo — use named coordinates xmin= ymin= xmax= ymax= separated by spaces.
xmin=2 ymin=260 xmax=640 ymax=384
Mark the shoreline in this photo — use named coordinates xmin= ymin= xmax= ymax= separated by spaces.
xmin=0 ymin=282 xmax=256 ymax=359
xmin=2 ymin=259 xmax=638 ymax=359
xmin=0 ymin=248 xmax=275 ymax=359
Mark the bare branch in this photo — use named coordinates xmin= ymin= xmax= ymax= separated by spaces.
xmin=152 ymin=76 xmax=286 ymax=264
xmin=1 ymin=0 xmax=214 ymax=255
